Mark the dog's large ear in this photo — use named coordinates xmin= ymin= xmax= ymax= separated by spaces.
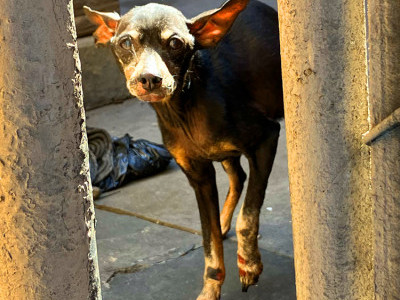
xmin=187 ymin=0 xmax=249 ymax=48
xmin=83 ymin=6 xmax=120 ymax=45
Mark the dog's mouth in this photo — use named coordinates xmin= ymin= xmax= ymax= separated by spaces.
xmin=136 ymin=92 xmax=166 ymax=103
xmin=127 ymin=82 xmax=174 ymax=103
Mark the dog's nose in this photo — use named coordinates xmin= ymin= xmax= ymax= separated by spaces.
xmin=139 ymin=73 xmax=163 ymax=91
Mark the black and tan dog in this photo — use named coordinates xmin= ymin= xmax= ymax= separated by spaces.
xmin=85 ymin=0 xmax=283 ymax=298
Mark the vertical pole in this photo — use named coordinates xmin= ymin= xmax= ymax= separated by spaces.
xmin=367 ymin=1 xmax=400 ymax=298
xmin=0 ymin=0 xmax=101 ymax=299
xmin=277 ymin=0 xmax=373 ymax=299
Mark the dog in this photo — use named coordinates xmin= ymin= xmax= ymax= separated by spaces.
xmin=84 ymin=0 xmax=283 ymax=298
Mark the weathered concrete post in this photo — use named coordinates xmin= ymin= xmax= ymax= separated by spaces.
xmin=0 ymin=0 xmax=101 ymax=299
xmin=365 ymin=1 xmax=400 ymax=298
xmin=277 ymin=1 xmax=373 ymax=299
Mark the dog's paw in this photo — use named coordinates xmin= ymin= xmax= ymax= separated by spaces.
xmin=196 ymin=282 xmax=221 ymax=300
xmin=237 ymin=253 xmax=263 ymax=292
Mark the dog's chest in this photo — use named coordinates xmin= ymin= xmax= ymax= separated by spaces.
xmin=161 ymin=116 xmax=240 ymax=162
xmin=155 ymin=98 xmax=241 ymax=161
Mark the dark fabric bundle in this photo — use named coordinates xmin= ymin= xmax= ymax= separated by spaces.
xmin=87 ymin=127 xmax=114 ymax=185
xmin=87 ymin=127 xmax=172 ymax=193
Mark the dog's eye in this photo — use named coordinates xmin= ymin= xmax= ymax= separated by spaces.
xmin=168 ymin=37 xmax=183 ymax=50
xmin=120 ymin=37 xmax=132 ymax=50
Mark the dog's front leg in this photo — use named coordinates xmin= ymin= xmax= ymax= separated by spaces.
xmin=178 ymin=158 xmax=224 ymax=300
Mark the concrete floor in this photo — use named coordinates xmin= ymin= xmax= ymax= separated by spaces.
xmin=85 ymin=0 xmax=295 ymax=299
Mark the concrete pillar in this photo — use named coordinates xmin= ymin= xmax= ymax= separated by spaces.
xmin=0 ymin=1 xmax=101 ymax=299
xmin=277 ymin=1 xmax=373 ymax=299
xmin=365 ymin=1 xmax=400 ymax=298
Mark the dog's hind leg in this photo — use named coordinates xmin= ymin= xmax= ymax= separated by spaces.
xmin=220 ymin=156 xmax=247 ymax=238
xmin=236 ymin=121 xmax=280 ymax=292
xmin=177 ymin=158 xmax=225 ymax=300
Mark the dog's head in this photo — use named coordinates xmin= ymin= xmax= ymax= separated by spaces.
xmin=84 ymin=0 xmax=249 ymax=103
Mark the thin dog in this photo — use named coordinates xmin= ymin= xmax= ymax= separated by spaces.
xmin=85 ymin=1 xmax=283 ymax=299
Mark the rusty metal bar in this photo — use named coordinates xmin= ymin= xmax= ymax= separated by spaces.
xmin=363 ymin=106 xmax=400 ymax=145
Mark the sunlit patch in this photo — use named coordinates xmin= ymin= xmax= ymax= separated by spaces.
xmin=160 ymin=29 xmax=175 ymax=41
xmin=94 ymin=25 xmax=115 ymax=45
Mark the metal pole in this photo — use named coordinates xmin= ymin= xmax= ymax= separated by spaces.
xmin=0 ymin=0 xmax=101 ymax=299
xmin=277 ymin=0 xmax=373 ymax=298
xmin=367 ymin=1 xmax=400 ymax=298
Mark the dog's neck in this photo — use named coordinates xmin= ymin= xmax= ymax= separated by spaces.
xmin=150 ymin=50 xmax=202 ymax=129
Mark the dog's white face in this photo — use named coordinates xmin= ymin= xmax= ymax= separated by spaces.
xmin=110 ymin=4 xmax=195 ymax=103
xmin=84 ymin=0 xmax=249 ymax=102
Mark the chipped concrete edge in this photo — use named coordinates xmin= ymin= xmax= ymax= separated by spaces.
xmin=68 ymin=1 xmax=102 ymax=299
